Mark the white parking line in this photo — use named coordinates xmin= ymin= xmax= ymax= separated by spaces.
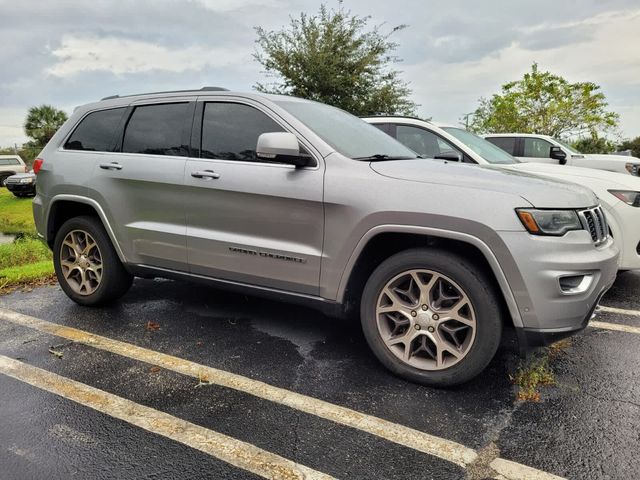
xmin=590 ymin=321 xmax=640 ymax=335
xmin=597 ymin=305 xmax=640 ymax=317
xmin=0 ymin=355 xmax=334 ymax=480
xmin=0 ymin=307 xmax=564 ymax=480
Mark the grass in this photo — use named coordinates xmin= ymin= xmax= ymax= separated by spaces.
xmin=0 ymin=188 xmax=37 ymax=234
xmin=511 ymin=357 xmax=556 ymax=402
xmin=0 ymin=189 xmax=54 ymax=290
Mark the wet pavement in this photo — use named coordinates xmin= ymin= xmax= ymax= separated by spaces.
xmin=0 ymin=271 xmax=639 ymax=479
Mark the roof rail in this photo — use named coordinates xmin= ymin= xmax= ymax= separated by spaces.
xmin=100 ymin=86 xmax=229 ymax=101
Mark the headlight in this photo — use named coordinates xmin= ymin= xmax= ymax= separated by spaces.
xmin=609 ymin=190 xmax=640 ymax=207
xmin=516 ymin=209 xmax=582 ymax=235
xmin=625 ymin=163 xmax=640 ymax=176
xmin=19 ymin=177 xmax=33 ymax=184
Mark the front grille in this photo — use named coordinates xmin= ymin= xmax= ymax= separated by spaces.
xmin=578 ymin=206 xmax=608 ymax=244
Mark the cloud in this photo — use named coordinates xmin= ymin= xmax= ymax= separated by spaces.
xmin=193 ymin=0 xmax=283 ymax=11
xmin=402 ymin=8 xmax=640 ymax=134
xmin=47 ymin=35 xmax=250 ymax=77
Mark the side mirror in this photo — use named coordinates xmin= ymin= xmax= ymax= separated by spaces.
xmin=550 ymin=146 xmax=567 ymax=165
xmin=256 ymin=132 xmax=312 ymax=167
xmin=434 ymin=150 xmax=463 ymax=162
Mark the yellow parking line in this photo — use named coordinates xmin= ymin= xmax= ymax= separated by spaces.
xmin=0 ymin=355 xmax=334 ymax=480
xmin=0 ymin=307 xmax=563 ymax=480
xmin=590 ymin=320 xmax=640 ymax=335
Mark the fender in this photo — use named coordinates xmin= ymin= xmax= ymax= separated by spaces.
xmin=336 ymin=224 xmax=526 ymax=328
xmin=46 ymin=194 xmax=128 ymax=264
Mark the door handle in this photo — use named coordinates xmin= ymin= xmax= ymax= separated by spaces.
xmin=99 ymin=162 xmax=123 ymax=170
xmin=191 ymin=169 xmax=220 ymax=180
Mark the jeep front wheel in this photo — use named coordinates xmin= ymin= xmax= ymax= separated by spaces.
xmin=53 ymin=216 xmax=133 ymax=306
xmin=360 ymin=248 xmax=502 ymax=387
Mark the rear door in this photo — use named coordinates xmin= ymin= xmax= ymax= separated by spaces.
xmin=88 ymin=99 xmax=194 ymax=270
xmin=184 ymin=98 xmax=324 ymax=295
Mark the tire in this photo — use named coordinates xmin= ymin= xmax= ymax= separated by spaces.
xmin=53 ymin=216 xmax=133 ymax=306
xmin=360 ymin=248 xmax=502 ymax=387
xmin=0 ymin=175 xmax=9 ymax=187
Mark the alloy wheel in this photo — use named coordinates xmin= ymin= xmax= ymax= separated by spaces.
xmin=375 ymin=269 xmax=477 ymax=370
xmin=59 ymin=229 xmax=103 ymax=295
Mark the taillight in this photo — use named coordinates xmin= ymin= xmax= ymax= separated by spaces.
xmin=33 ymin=158 xmax=44 ymax=174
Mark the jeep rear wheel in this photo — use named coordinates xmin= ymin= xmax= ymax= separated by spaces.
xmin=53 ymin=216 xmax=133 ymax=306
xmin=360 ymin=248 xmax=502 ymax=387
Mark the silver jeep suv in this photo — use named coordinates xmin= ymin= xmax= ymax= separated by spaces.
xmin=32 ymin=88 xmax=619 ymax=386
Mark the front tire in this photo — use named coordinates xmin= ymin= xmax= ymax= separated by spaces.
xmin=53 ymin=216 xmax=133 ymax=306
xmin=360 ymin=248 xmax=502 ymax=387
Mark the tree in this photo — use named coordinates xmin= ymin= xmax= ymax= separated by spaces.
xmin=253 ymin=2 xmax=416 ymax=116
xmin=468 ymin=63 xmax=619 ymax=138
xmin=618 ymin=136 xmax=640 ymax=158
xmin=24 ymin=105 xmax=68 ymax=147
xmin=572 ymin=135 xmax=616 ymax=154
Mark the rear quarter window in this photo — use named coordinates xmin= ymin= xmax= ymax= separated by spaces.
xmin=65 ymin=107 xmax=126 ymax=152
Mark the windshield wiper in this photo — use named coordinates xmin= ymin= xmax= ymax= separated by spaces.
xmin=353 ymin=154 xmax=417 ymax=161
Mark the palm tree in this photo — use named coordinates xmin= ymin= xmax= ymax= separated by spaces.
xmin=24 ymin=105 xmax=68 ymax=147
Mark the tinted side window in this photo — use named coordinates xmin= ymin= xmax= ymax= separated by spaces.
xmin=523 ymin=138 xmax=553 ymax=158
xmin=371 ymin=123 xmax=390 ymax=134
xmin=486 ymin=137 xmax=516 ymax=155
xmin=0 ymin=158 xmax=20 ymax=165
xmin=123 ymin=103 xmax=189 ymax=156
xmin=396 ymin=125 xmax=460 ymax=158
xmin=65 ymin=108 xmax=126 ymax=151
xmin=201 ymin=103 xmax=284 ymax=161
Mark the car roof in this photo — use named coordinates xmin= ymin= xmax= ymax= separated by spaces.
xmin=361 ymin=116 xmax=457 ymax=129
xmin=484 ymin=133 xmax=553 ymax=139
xmin=78 ymin=87 xmax=311 ymax=112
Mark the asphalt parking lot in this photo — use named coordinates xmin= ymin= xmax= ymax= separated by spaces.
xmin=0 ymin=271 xmax=639 ymax=480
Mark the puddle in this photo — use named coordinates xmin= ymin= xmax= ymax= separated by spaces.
xmin=0 ymin=232 xmax=16 ymax=245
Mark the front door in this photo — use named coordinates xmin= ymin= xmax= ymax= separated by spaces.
xmin=518 ymin=137 xmax=558 ymax=164
xmin=184 ymin=100 xmax=324 ymax=295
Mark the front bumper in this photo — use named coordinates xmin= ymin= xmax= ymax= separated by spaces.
xmin=499 ymin=230 xmax=618 ymax=337
xmin=6 ymin=182 xmax=36 ymax=195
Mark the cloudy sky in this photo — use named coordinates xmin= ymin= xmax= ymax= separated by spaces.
xmin=1 ymin=0 xmax=639 ymax=146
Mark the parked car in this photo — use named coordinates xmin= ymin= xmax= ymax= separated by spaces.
xmin=32 ymin=89 xmax=618 ymax=386
xmin=364 ymin=117 xmax=640 ymax=271
xmin=0 ymin=154 xmax=28 ymax=186
xmin=5 ymin=171 xmax=36 ymax=197
xmin=484 ymin=133 xmax=640 ymax=176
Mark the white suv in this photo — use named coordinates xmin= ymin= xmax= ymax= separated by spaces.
xmin=0 ymin=155 xmax=27 ymax=186
xmin=484 ymin=133 xmax=640 ymax=176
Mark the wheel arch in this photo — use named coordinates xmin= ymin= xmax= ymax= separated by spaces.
xmin=46 ymin=195 xmax=127 ymax=263
xmin=337 ymin=226 xmax=523 ymax=328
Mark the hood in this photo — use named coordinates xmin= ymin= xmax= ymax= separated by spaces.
xmin=582 ymin=153 xmax=640 ymax=164
xmin=7 ymin=172 xmax=35 ymax=180
xmin=370 ymin=160 xmax=597 ymax=208
xmin=508 ymin=162 xmax=640 ymax=190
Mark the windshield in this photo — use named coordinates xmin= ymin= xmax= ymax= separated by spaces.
xmin=553 ymin=137 xmax=581 ymax=154
xmin=273 ymin=99 xmax=417 ymax=160
xmin=442 ymin=127 xmax=519 ymax=164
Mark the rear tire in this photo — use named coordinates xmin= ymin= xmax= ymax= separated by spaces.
xmin=360 ymin=248 xmax=502 ymax=387
xmin=53 ymin=216 xmax=133 ymax=306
